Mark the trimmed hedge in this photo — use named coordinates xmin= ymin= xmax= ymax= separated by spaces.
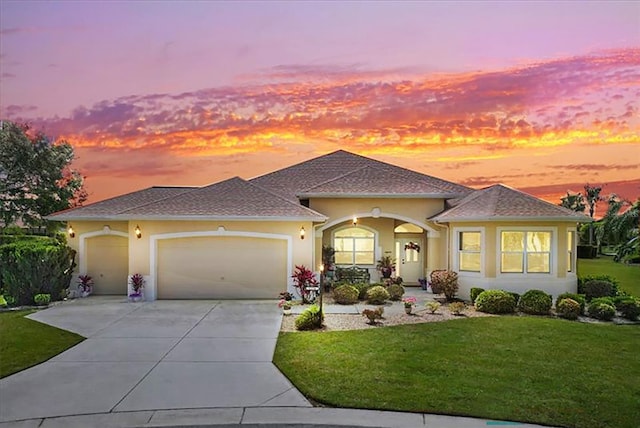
xmin=387 ymin=284 xmax=405 ymax=301
xmin=295 ymin=305 xmax=324 ymax=330
xmin=588 ymin=300 xmax=616 ymax=321
xmin=0 ymin=240 xmax=76 ymax=306
xmin=557 ymin=298 xmax=581 ymax=320
xmin=332 ymin=285 xmax=359 ymax=305
xmin=556 ymin=293 xmax=586 ymax=314
xmin=430 ymin=270 xmax=459 ymax=301
xmin=578 ymin=275 xmax=620 ymax=297
xmin=475 ymin=290 xmax=516 ymax=314
xmin=614 ymin=297 xmax=640 ymax=321
xmin=519 ymin=290 xmax=552 ymax=315
xmin=507 ymin=292 xmax=521 ymax=306
xmin=470 ymin=287 xmax=484 ymax=303
xmin=583 ymin=280 xmax=617 ymax=301
xmin=366 ymin=285 xmax=390 ymax=305
xmin=352 ymin=283 xmax=373 ymax=300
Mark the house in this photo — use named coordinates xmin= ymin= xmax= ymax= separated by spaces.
xmin=48 ymin=150 xmax=590 ymax=301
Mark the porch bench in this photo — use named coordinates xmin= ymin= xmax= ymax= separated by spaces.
xmin=335 ymin=266 xmax=371 ymax=284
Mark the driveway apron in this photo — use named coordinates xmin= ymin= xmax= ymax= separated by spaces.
xmin=0 ymin=298 xmax=309 ymax=423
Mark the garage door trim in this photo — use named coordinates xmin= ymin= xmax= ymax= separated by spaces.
xmin=79 ymin=229 xmax=129 ymax=274
xmin=149 ymin=229 xmax=293 ymax=301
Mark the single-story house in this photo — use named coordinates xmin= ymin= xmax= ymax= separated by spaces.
xmin=48 ymin=150 xmax=590 ymax=301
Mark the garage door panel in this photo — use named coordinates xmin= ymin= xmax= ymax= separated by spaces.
xmin=157 ymin=236 xmax=287 ymax=299
xmin=86 ymin=235 xmax=129 ymax=295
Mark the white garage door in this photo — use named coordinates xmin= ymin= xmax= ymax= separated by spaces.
xmin=157 ymin=236 xmax=288 ymax=299
xmin=86 ymin=235 xmax=129 ymax=295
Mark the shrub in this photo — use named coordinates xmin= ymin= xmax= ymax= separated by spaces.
xmin=366 ymin=285 xmax=390 ymax=305
xmin=588 ymin=301 xmax=616 ymax=321
xmin=352 ymin=283 xmax=373 ymax=300
xmin=292 ymin=265 xmax=319 ymax=304
xmin=5 ymin=295 xmax=17 ymax=307
xmin=556 ymin=293 xmax=586 ymax=314
xmin=614 ymin=297 xmax=640 ymax=321
xmin=362 ymin=307 xmax=384 ymax=324
xmin=425 ymin=301 xmax=440 ymax=314
xmin=430 ymin=270 xmax=459 ymax=301
xmin=507 ymin=292 xmax=521 ymax=306
xmin=519 ymin=290 xmax=552 ymax=315
xmin=557 ymin=298 xmax=581 ymax=320
xmin=475 ymin=290 xmax=516 ymax=314
xmin=470 ymin=287 xmax=485 ymax=303
xmin=34 ymin=293 xmax=51 ymax=306
xmin=0 ymin=295 xmax=7 ymax=308
xmin=332 ymin=285 xmax=359 ymax=305
xmin=578 ymin=275 xmax=619 ymax=296
xmin=449 ymin=301 xmax=466 ymax=315
xmin=295 ymin=305 xmax=324 ymax=330
xmin=583 ymin=280 xmax=617 ymax=301
xmin=0 ymin=240 xmax=76 ymax=306
xmin=387 ymin=284 xmax=405 ymax=301
xmin=590 ymin=296 xmax=616 ymax=307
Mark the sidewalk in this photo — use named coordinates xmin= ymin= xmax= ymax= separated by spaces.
xmin=0 ymin=406 xmax=553 ymax=428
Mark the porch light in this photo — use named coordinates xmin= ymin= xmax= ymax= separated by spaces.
xmin=134 ymin=225 xmax=142 ymax=239
xmin=300 ymin=226 xmax=305 ymax=240
xmin=352 ymin=216 xmax=358 ymax=226
xmin=67 ymin=224 xmax=75 ymax=238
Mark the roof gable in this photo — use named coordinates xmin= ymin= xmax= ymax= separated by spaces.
xmin=431 ymin=184 xmax=592 ymax=222
xmin=251 ymin=150 xmax=471 ymax=200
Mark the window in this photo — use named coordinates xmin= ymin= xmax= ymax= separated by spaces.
xmin=459 ymin=231 xmax=481 ymax=272
xmin=567 ymin=231 xmax=575 ymax=272
xmin=334 ymin=227 xmax=375 ymax=265
xmin=500 ymin=231 xmax=551 ymax=273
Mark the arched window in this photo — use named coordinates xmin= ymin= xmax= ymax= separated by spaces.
xmin=333 ymin=227 xmax=375 ymax=265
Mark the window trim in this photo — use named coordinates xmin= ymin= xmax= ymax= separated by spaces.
xmin=332 ymin=225 xmax=377 ymax=267
xmin=452 ymin=227 xmax=484 ymax=277
xmin=496 ymin=227 xmax=557 ymax=276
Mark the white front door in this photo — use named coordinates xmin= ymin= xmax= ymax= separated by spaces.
xmin=395 ymin=238 xmax=423 ymax=284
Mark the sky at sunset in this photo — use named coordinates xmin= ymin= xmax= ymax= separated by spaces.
xmin=1 ymin=1 xmax=639 ymax=211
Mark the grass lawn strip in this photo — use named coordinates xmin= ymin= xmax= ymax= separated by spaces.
xmin=577 ymin=256 xmax=640 ymax=296
xmin=274 ymin=316 xmax=640 ymax=428
xmin=0 ymin=310 xmax=84 ymax=378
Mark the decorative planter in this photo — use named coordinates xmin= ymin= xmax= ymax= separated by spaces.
xmin=283 ymin=308 xmax=292 ymax=315
xmin=128 ymin=293 xmax=143 ymax=302
xmin=80 ymin=290 xmax=91 ymax=298
xmin=404 ymin=306 xmax=412 ymax=315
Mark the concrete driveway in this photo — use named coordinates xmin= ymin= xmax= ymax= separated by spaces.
xmin=0 ymin=297 xmax=310 ymax=423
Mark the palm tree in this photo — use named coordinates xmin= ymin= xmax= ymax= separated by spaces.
xmin=584 ymin=184 xmax=603 ymax=245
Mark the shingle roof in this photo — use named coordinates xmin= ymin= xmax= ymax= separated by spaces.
xmin=431 ymin=184 xmax=592 ymax=222
xmin=47 ymin=186 xmax=195 ymax=220
xmin=121 ymin=177 xmax=325 ymax=220
xmin=251 ymin=150 xmax=471 ymax=200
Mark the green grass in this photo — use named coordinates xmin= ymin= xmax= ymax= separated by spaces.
xmin=274 ymin=317 xmax=640 ymax=428
xmin=0 ymin=310 xmax=84 ymax=378
xmin=578 ymin=255 xmax=640 ymax=296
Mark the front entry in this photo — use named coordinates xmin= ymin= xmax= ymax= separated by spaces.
xmin=395 ymin=238 xmax=423 ymax=285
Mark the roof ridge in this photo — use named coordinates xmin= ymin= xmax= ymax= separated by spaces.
xmin=492 ymin=183 xmax=585 ymax=216
xmin=298 ymin=165 xmax=370 ymax=193
xmin=118 ymin=186 xmax=201 ymax=215
xmin=246 ymin=180 xmax=326 ymax=217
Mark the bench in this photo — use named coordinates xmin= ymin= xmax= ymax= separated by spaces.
xmin=335 ymin=266 xmax=371 ymax=283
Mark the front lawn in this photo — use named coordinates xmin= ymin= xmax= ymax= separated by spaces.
xmin=578 ymin=255 xmax=640 ymax=296
xmin=274 ymin=317 xmax=640 ymax=428
xmin=0 ymin=310 xmax=84 ymax=378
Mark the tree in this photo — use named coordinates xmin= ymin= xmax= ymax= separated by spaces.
xmin=584 ymin=184 xmax=603 ymax=245
xmin=560 ymin=192 xmax=586 ymax=213
xmin=0 ymin=121 xmax=87 ymax=230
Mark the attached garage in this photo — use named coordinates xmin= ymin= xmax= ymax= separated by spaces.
xmin=156 ymin=235 xmax=288 ymax=299
xmin=86 ymin=235 xmax=129 ymax=295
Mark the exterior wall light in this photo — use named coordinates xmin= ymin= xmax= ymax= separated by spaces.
xmin=353 ymin=216 xmax=358 ymax=226
xmin=134 ymin=225 xmax=142 ymax=239
xmin=300 ymin=226 xmax=305 ymax=240
xmin=67 ymin=224 xmax=75 ymax=238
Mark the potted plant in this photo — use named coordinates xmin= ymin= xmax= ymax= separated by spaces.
xmin=129 ymin=273 xmax=145 ymax=302
xmin=376 ymin=255 xmax=395 ymax=279
xmin=279 ymin=291 xmax=294 ymax=301
xmin=278 ymin=299 xmax=293 ymax=315
xmin=402 ymin=296 xmax=417 ymax=314
xmin=77 ymin=275 xmax=94 ymax=297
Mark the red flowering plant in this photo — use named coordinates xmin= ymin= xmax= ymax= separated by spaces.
xmin=292 ymin=265 xmax=318 ymax=304
xmin=129 ymin=273 xmax=145 ymax=296
xmin=77 ymin=275 xmax=94 ymax=293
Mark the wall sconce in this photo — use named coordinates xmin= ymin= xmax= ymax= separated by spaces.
xmin=300 ymin=226 xmax=305 ymax=240
xmin=67 ymin=224 xmax=75 ymax=238
xmin=134 ymin=225 xmax=142 ymax=239
xmin=352 ymin=216 xmax=358 ymax=227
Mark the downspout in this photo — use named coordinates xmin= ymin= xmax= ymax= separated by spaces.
xmin=433 ymin=221 xmax=450 ymax=271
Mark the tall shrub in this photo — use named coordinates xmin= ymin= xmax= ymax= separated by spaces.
xmin=291 ymin=265 xmax=318 ymax=304
xmin=430 ymin=270 xmax=459 ymax=301
xmin=0 ymin=240 xmax=76 ymax=305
